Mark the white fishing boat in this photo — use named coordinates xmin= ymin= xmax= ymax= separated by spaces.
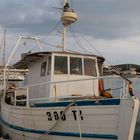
xmin=0 ymin=1 xmax=139 ymax=140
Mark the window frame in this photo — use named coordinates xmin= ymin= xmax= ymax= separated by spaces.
xmin=47 ymin=56 xmax=51 ymax=75
xmin=40 ymin=61 xmax=47 ymax=77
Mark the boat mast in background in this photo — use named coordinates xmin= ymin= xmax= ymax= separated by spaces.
xmin=2 ymin=29 xmax=6 ymax=66
xmin=61 ymin=0 xmax=77 ymax=51
xmin=0 ymin=29 xmax=7 ymax=66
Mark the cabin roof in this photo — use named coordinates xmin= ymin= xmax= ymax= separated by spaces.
xmin=13 ymin=51 xmax=105 ymax=69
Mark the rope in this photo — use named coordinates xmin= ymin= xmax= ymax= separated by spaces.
xmin=103 ymin=86 xmax=124 ymax=92
xmin=38 ymin=101 xmax=75 ymax=140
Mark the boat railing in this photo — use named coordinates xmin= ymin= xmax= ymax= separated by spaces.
xmin=8 ymin=75 xmax=132 ymax=107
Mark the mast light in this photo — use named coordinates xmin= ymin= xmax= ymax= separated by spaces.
xmin=61 ymin=2 xmax=77 ymax=26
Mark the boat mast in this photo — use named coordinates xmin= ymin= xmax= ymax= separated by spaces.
xmin=62 ymin=24 xmax=67 ymax=52
xmin=62 ymin=0 xmax=67 ymax=52
xmin=2 ymin=29 xmax=6 ymax=66
xmin=61 ymin=0 xmax=77 ymax=51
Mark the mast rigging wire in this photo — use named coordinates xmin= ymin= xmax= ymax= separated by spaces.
xmin=69 ymin=26 xmax=131 ymax=83
xmin=69 ymin=26 xmax=92 ymax=54
xmin=40 ymin=40 xmax=61 ymax=49
xmin=40 ymin=39 xmax=81 ymax=54
xmin=59 ymin=0 xmax=63 ymax=6
xmin=0 ymin=33 xmax=4 ymax=50
xmin=40 ymin=20 xmax=61 ymax=42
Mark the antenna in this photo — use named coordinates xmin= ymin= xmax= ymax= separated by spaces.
xmin=52 ymin=7 xmax=63 ymax=10
xmin=63 ymin=0 xmax=67 ymax=5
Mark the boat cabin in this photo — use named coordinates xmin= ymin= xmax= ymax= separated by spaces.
xmin=13 ymin=51 xmax=105 ymax=102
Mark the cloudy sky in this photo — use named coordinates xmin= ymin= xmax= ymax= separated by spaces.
xmin=0 ymin=0 xmax=140 ymax=65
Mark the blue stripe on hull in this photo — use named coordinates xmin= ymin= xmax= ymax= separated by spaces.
xmin=0 ymin=116 xmax=118 ymax=139
xmin=31 ymin=99 xmax=120 ymax=107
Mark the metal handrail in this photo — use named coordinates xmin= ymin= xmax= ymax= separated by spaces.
xmin=15 ymin=75 xmax=120 ymax=89
xmin=11 ymin=75 xmax=129 ymax=107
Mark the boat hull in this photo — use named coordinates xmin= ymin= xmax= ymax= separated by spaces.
xmin=0 ymin=99 xmax=137 ymax=140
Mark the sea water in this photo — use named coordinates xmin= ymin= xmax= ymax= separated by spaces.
xmin=132 ymin=78 xmax=140 ymax=140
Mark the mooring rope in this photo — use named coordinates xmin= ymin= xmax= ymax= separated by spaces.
xmin=76 ymin=103 xmax=82 ymax=140
xmin=38 ymin=101 xmax=75 ymax=140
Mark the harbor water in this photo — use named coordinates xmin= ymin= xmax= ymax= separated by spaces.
xmin=132 ymin=77 xmax=140 ymax=140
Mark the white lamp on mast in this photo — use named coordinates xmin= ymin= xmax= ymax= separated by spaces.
xmin=61 ymin=1 xmax=77 ymax=51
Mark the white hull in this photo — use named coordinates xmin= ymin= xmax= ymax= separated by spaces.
xmin=1 ymin=98 xmax=139 ymax=140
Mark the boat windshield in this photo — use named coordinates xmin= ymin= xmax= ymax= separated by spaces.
xmin=70 ymin=57 xmax=82 ymax=75
xmin=84 ymin=58 xmax=97 ymax=76
xmin=54 ymin=56 xmax=68 ymax=74
xmin=54 ymin=56 xmax=97 ymax=76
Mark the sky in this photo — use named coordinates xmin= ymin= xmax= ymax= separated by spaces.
xmin=0 ymin=0 xmax=140 ymax=65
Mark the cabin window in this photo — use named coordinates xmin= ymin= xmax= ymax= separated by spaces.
xmin=47 ymin=56 xmax=51 ymax=75
xmin=70 ymin=57 xmax=82 ymax=75
xmin=84 ymin=59 xmax=97 ymax=76
xmin=54 ymin=56 xmax=68 ymax=74
xmin=40 ymin=61 xmax=47 ymax=76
